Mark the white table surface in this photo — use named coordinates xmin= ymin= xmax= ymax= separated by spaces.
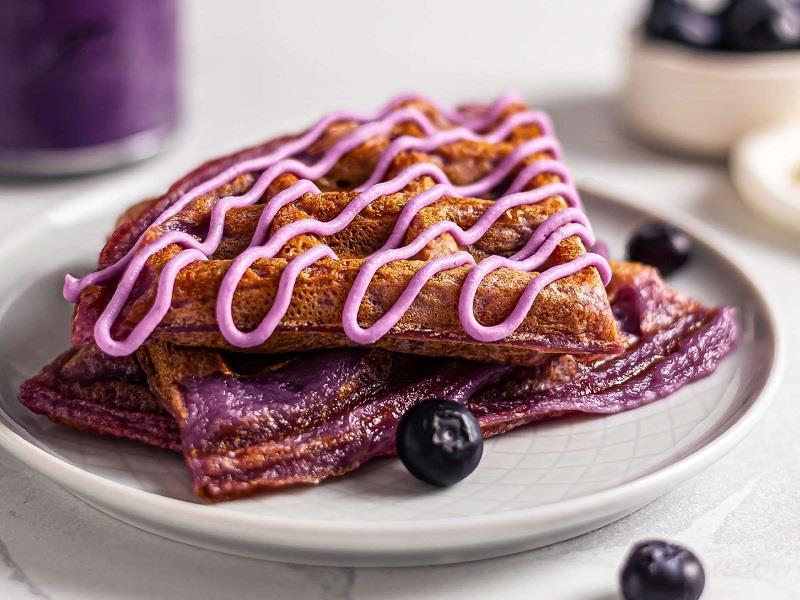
xmin=0 ymin=1 xmax=798 ymax=598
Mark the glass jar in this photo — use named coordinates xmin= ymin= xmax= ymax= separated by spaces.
xmin=0 ymin=0 xmax=179 ymax=175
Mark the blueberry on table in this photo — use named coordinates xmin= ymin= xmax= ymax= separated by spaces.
xmin=620 ymin=539 xmax=705 ymax=600
xmin=396 ymin=399 xmax=483 ymax=486
xmin=645 ymin=0 xmax=723 ymax=49
xmin=626 ymin=221 xmax=692 ymax=277
xmin=721 ymin=0 xmax=800 ymax=51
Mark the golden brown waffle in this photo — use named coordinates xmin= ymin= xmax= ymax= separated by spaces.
xmin=73 ymin=97 xmax=621 ymax=365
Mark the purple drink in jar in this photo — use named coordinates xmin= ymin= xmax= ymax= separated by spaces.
xmin=0 ymin=0 xmax=179 ymax=175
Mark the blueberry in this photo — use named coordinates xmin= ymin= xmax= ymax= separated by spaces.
xmin=620 ymin=540 xmax=705 ymax=600
xmin=721 ymin=0 xmax=800 ymax=51
xmin=626 ymin=221 xmax=692 ymax=277
xmin=645 ymin=0 xmax=724 ymax=48
xmin=396 ymin=398 xmax=483 ymax=486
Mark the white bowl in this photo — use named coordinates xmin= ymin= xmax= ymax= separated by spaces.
xmin=620 ymin=34 xmax=800 ymax=158
xmin=731 ymin=120 xmax=800 ymax=233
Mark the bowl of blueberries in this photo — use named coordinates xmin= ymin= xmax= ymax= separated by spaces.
xmin=620 ymin=0 xmax=800 ymax=157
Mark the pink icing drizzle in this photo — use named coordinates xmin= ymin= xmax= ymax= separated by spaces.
xmin=64 ymin=93 xmax=611 ymax=356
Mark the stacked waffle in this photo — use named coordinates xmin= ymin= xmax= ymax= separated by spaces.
xmin=19 ymin=94 xmax=736 ymax=501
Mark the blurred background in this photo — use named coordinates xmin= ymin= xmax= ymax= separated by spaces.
xmin=179 ymin=1 xmax=635 ymax=146
xmin=2 ymin=0 xmax=798 ymax=247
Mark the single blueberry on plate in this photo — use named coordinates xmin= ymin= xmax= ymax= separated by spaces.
xmin=721 ymin=0 xmax=800 ymax=51
xmin=396 ymin=398 xmax=483 ymax=486
xmin=620 ymin=539 xmax=705 ymax=600
xmin=626 ymin=221 xmax=692 ymax=277
xmin=645 ymin=0 xmax=724 ymax=48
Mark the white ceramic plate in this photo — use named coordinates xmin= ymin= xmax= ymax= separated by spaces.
xmin=0 ymin=184 xmax=780 ymax=567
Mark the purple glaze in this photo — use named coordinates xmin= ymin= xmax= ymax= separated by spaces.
xmin=181 ymin=293 xmax=737 ymax=499
xmin=179 ymin=349 xmax=499 ymax=451
xmin=21 ymin=386 xmax=180 ymax=452
xmin=21 ymin=267 xmax=738 ymax=499
xmin=473 ymin=307 xmax=737 ymax=426
xmin=64 ymin=93 xmax=610 ymax=356
xmin=17 ymin=347 xmax=180 ymax=451
xmin=180 ymin=349 xmax=373 ymax=449
xmin=182 ymin=354 xmax=511 ymax=496
xmin=0 ymin=0 xmax=177 ymax=151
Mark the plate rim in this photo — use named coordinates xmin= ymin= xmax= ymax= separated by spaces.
xmin=0 ymin=182 xmax=784 ymax=550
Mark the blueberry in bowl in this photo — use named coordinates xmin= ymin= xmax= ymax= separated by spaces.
xmin=644 ymin=0 xmax=800 ymax=52
xmin=645 ymin=0 xmax=723 ymax=49
xmin=721 ymin=0 xmax=800 ymax=51
xmin=623 ymin=0 xmax=800 ymax=156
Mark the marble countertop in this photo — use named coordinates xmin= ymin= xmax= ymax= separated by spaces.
xmin=0 ymin=1 xmax=798 ymax=597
